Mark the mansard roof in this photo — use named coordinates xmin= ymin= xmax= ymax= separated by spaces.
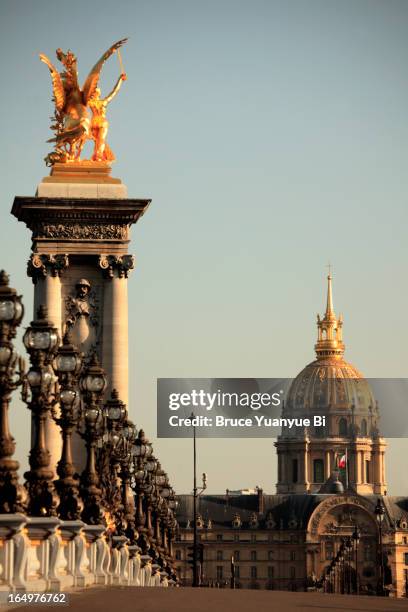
xmin=175 ymin=493 xmax=408 ymax=531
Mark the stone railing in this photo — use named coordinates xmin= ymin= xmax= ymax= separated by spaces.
xmin=0 ymin=515 xmax=174 ymax=593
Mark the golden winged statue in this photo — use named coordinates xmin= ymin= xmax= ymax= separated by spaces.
xmin=40 ymin=39 xmax=127 ymax=166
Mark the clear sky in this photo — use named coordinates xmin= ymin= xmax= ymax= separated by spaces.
xmin=1 ymin=0 xmax=408 ymax=494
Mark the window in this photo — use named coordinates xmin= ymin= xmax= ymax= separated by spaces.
xmin=251 ymin=550 xmax=257 ymax=561
xmin=365 ymin=460 xmax=371 ymax=484
xmin=216 ymin=566 xmax=223 ymax=580
xmin=404 ymin=553 xmax=408 ymax=565
xmin=234 ymin=534 xmax=240 ymax=542
xmin=235 ymin=566 xmax=240 ymax=579
xmin=292 ymin=458 xmax=298 ymax=483
xmin=361 ymin=419 xmax=367 ymax=436
xmin=403 ymin=537 xmax=407 ymax=545
xmin=251 ymin=534 xmax=257 ymax=543
xmin=290 ymin=566 xmax=296 ymax=579
xmin=339 ymin=418 xmax=348 ymax=436
xmin=268 ymin=566 xmax=274 ymax=579
xmin=175 ymin=549 xmax=181 ymax=560
xmin=216 ymin=534 xmax=223 ymax=541
xmin=251 ymin=566 xmax=257 ymax=579
xmin=313 ymin=459 xmax=324 ymax=483
xmin=290 ymin=551 xmax=296 ymax=561
xmin=216 ymin=550 xmax=223 ymax=561
xmin=268 ymin=550 xmax=273 ymax=561
xmin=325 ymin=542 xmax=334 ymax=560
xmin=234 ymin=550 xmax=240 ymax=562
xmin=364 ymin=544 xmax=373 ymax=562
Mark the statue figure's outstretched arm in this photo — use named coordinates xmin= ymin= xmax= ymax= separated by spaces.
xmin=103 ymin=74 xmax=126 ymax=104
xmin=82 ymin=38 xmax=128 ymax=103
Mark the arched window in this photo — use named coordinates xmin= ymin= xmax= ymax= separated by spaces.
xmin=339 ymin=418 xmax=348 ymax=436
xmin=313 ymin=459 xmax=324 ymax=483
xmin=360 ymin=419 xmax=367 ymax=436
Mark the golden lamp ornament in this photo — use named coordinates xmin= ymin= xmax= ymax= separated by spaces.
xmin=39 ymin=39 xmax=128 ymax=166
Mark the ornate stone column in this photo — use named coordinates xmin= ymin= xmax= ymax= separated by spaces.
xmin=12 ymin=164 xmax=150 ymax=472
xmin=99 ymin=255 xmax=135 ymax=405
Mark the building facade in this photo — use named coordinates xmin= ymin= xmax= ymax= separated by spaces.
xmin=174 ymin=275 xmax=408 ymax=597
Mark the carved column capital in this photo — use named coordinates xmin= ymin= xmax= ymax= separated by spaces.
xmin=27 ymin=254 xmax=69 ymax=283
xmin=98 ymin=254 xmax=135 ymax=279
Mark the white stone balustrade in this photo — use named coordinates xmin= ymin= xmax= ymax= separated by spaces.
xmin=0 ymin=515 xmax=172 ymax=593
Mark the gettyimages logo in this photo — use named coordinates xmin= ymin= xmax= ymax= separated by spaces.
xmin=167 ymin=388 xmax=283 ymax=411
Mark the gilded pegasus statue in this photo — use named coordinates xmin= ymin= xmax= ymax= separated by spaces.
xmin=40 ymin=39 xmax=127 ymax=166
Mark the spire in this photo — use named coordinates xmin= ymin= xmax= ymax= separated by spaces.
xmin=325 ymin=272 xmax=335 ymax=320
xmin=315 ymin=269 xmax=344 ymax=359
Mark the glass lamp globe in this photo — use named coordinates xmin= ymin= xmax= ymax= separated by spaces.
xmin=156 ymin=466 xmax=165 ymax=486
xmin=60 ymin=389 xmax=77 ymax=407
xmin=85 ymin=407 xmax=99 ymax=424
xmin=0 ymin=272 xmax=24 ymax=326
xmin=27 ymin=368 xmax=42 ymax=388
xmin=0 ymin=300 xmax=16 ymax=321
xmin=135 ymin=468 xmax=146 ymax=482
xmin=81 ymin=373 xmax=106 ymax=393
xmin=108 ymin=405 xmax=122 ymax=420
xmin=23 ymin=327 xmax=59 ymax=352
xmin=54 ymin=353 xmax=79 ymax=373
xmin=105 ymin=389 xmax=126 ymax=421
xmin=146 ymin=457 xmax=157 ymax=473
xmin=161 ymin=486 xmax=170 ymax=498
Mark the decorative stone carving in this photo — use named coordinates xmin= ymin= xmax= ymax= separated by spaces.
xmin=33 ymin=223 xmax=128 ymax=241
xmin=195 ymin=514 xmax=204 ymax=529
xmin=265 ymin=511 xmax=276 ymax=530
xmin=232 ymin=513 xmax=242 ymax=529
xmin=249 ymin=512 xmax=259 ymax=529
xmin=99 ymin=254 xmax=135 ymax=279
xmin=308 ymin=495 xmax=375 ymax=537
xmin=64 ymin=279 xmax=98 ymax=357
xmin=27 ymin=254 xmax=69 ymax=283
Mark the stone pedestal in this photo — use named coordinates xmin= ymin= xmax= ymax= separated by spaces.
xmin=12 ymin=163 xmax=150 ymax=473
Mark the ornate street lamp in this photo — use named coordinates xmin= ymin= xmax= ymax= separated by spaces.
xmin=78 ymin=353 xmax=107 ymax=525
xmin=132 ymin=429 xmax=151 ymax=550
xmin=0 ymin=271 xmax=26 ymax=512
xmin=352 ymin=525 xmax=361 ymax=594
xmin=120 ymin=417 xmax=137 ymax=542
xmin=102 ymin=389 xmax=136 ymax=538
xmin=53 ymin=332 xmax=83 ymax=520
xmin=375 ymin=498 xmax=386 ymax=596
xmin=23 ymin=305 xmax=60 ymax=516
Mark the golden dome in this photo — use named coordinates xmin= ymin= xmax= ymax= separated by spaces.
xmin=286 ymin=356 xmax=376 ymax=416
xmin=284 ymin=273 xmax=378 ymax=431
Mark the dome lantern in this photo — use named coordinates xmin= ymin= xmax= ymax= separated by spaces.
xmin=315 ymin=272 xmax=344 ymax=359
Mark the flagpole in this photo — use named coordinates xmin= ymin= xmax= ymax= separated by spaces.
xmin=345 ymin=447 xmax=349 ymax=490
